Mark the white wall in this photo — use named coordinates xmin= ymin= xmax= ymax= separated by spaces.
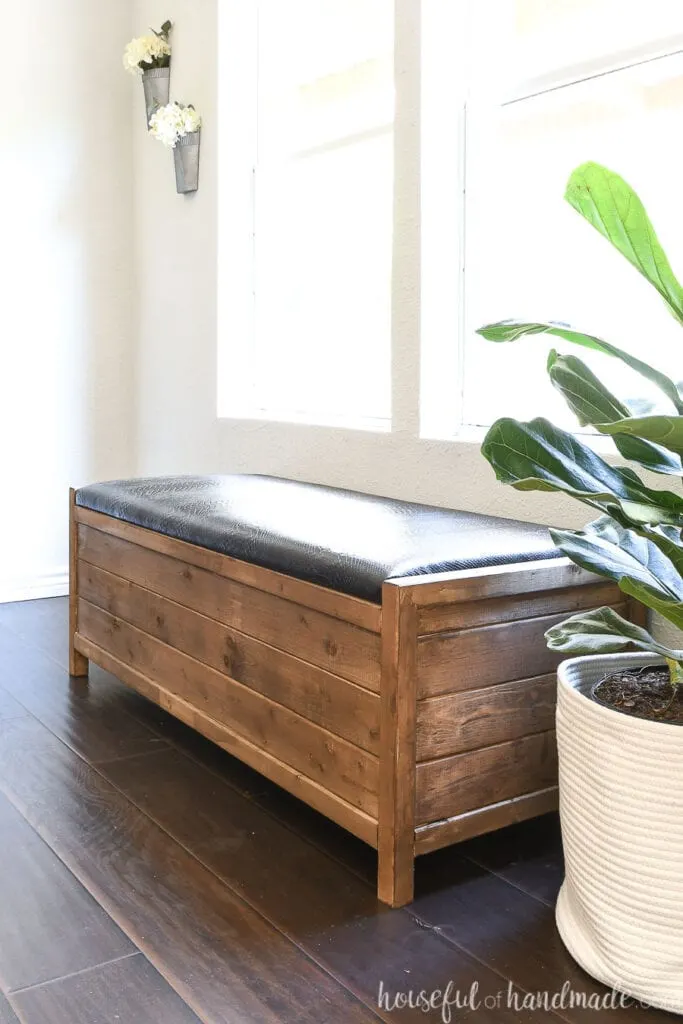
xmin=133 ymin=0 xmax=589 ymax=533
xmin=1 ymin=0 xmax=136 ymax=600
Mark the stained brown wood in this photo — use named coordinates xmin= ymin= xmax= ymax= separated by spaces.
xmin=418 ymin=581 xmax=621 ymax=634
xmin=459 ymin=811 xmax=564 ymax=906
xmin=377 ymin=583 xmax=417 ymax=907
xmin=76 ymin=505 xmax=381 ymax=633
xmin=409 ymin=853 xmax=656 ymax=1024
xmin=416 ymin=673 xmax=557 ymax=760
xmin=0 ymin=622 xmax=169 ymax=766
xmin=392 ymin=557 xmax=599 ymax=605
xmin=0 ymin=597 xmax=663 ymax=1024
xmin=11 ymin=955 xmax=202 ymax=1024
xmin=415 ymin=731 xmax=558 ymax=825
xmin=79 ymin=561 xmax=380 ymax=753
xmin=0 ymin=790 xmax=134 ymax=992
xmin=78 ymin=525 xmax=381 ymax=690
xmin=75 ymin=633 xmax=378 ymax=847
xmin=417 ymin=608 xmax=625 ymax=699
xmin=102 ymin=746 xmax=550 ymax=1024
xmin=69 ymin=489 xmax=88 ymax=677
xmin=78 ymin=600 xmax=379 ymax=816
xmin=414 ymin=787 xmax=559 ymax=853
xmin=0 ymin=716 xmax=380 ymax=1024
xmin=0 ymin=996 xmax=18 ymax=1024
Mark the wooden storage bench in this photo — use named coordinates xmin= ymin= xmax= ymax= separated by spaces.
xmin=69 ymin=475 xmax=631 ymax=907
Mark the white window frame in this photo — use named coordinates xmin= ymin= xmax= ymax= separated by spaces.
xmin=217 ymin=0 xmax=395 ymax=433
xmin=218 ymin=1 xmax=683 ymax=440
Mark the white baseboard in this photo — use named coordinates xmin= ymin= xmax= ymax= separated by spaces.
xmin=0 ymin=568 xmax=69 ymax=605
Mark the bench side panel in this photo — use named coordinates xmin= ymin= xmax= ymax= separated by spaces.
xmin=73 ymin=512 xmax=381 ymax=847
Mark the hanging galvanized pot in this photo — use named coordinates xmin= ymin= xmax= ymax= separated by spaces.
xmin=142 ymin=67 xmax=171 ymax=127
xmin=174 ymin=131 xmax=201 ymax=194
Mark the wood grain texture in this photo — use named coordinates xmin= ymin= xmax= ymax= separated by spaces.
xmin=416 ymin=609 xmax=625 ymax=699
xmin=79 ymin=561 xmax=380 ymax=753
xmin=415 ymin=731 xmax=558 ymax=825
xmin=0 ymin=623 xmax=169 ymax=766
xmin=459 ymin=811 xmax=564 ymax=906
xmin=377 ymin=583 xmax=417 ymax=907
xmin=408 ymin=853 xmax=650 ymax=1024
xmin=0 ymin=716 xmax=380 ymax=1024
xmin=11 ymin=954 xmax=202 ymax=1024
xmin=102 ymin=746 xmax=547 ymax=1024
xmin=416 ymin=673 xmax=557 ymax=760
xmin=78 ymin=600 xmax=379 ymax=815
xmin=414 ymin=787 xmax=559 ymax=854
xmin=393 ymin=557 xmax=599 ymax=605
xmin=0 ymin=597 xmax=663 ymax=1024
xmin=418 ymin=581 xmax=621 ymax=634
xmin=0 ymin=791 xmax=134 ymax=992
xmin=76 ymin=506 xmax=381 ymax=633
xmin=75 ymin=633 xmax=378 ymax=847
xmin=78 ymin=525 xmax=381 ymax=690
xmin=0 ymin=996 xmax=18 ymax=1024
xmin=69 ymin=489 xmax=88 ymax=677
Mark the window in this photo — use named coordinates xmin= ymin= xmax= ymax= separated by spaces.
xmin=220 ymin=1 xmax=683 ymax=438
xmin=423 ymin=0 xmax=683 ymax=438
xmin=218 ymin=0 xmax=394 ymax=429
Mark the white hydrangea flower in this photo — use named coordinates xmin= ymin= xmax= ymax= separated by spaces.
xmin=180 ymin=107 xmax=201 ymax=134
xmin=149 ymin=103 xmax=201 ymax=148
xmin=123 ymin=32 xmax=171 ymax=75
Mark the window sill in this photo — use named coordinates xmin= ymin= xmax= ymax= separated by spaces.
xmin=217 ymin=406 xmax=392 ymax=433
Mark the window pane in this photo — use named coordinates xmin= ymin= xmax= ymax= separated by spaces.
xmin=472 ymin=0 xmax=683 ymax=93
xmin=463 ymin=50 xmax=683 ymax=429
xmin=243 ymin=0 xmax=394 ymax=427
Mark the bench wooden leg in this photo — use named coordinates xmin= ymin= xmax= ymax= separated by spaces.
xmin=69 ymin=488 xmax=88 ymax=678
xmin=378 ymin=582 xmax=417 ymax=907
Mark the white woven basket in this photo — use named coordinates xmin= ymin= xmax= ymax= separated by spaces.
xmin=556 ymin=653 xmax=683 ymax=1015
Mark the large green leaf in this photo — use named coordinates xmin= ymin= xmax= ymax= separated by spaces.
xmin=639 ymin=524 xmax=683 ymax=581
xmin=547 ymin=352 xmax=682 ymax=475
xmin=476 ymin=320 xmax=683 ymax=413
xmin=481 ymin=417 xmax=683 ymax=526
xmin=565 ymin=162 xmax=683 ymax=326
xmin=597 ymin=415 xmax=683 ymax=457
xmin=551 ymin=517 xmax=683 ymax=630
xmin=545 ymin=606 xmax=683 ymax=660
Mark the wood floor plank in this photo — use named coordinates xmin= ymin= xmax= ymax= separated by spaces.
xmin=11 ymin=954 xmax=201 ymax=1024
xmin=460 ymin=813 xmax=565 ymax=906
xmin=102 ymin=746 xmax=561 ymax=1024
xmin=0 ymin=689 xmax=28 ymax=723
xmin=0 ymin=598 xmax=69 ymax=670
xmin=0 ymin=792 xmax=134 ymax=993
xmin=0 ymin=598 xmax=669 ymax=1024
xmin=0 ymin=995 xmax=19 ymax=1024
xmin=0 ymin=716 xmax=378 ymax=1024
xmin=0 ymin=625 xmax=169 ymax=764
xmin=409 ymin=850 xmax=664 ymax=1024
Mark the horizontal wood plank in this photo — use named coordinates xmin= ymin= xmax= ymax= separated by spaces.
xmin=78 ymin=601 xmax=379 ymax=817
xmin=418 ymin=581 xmax=621 ymax=635
xmin=75 ymin=632 xmax=378 ymax=847
xmin=415 ymin=731 xmax=558 ymax=825
xmin=76 ymin=506 xmax=381 ymax=633
xmin=414 ymin=786 xmax=559 ymax=854
xmin=395 ymin=558 xmax=599 ymax=606
xmin=78 ymin=525 xmax=381 ymax=691
xmin=79 ymin=562 xmax=380 ymax=754
xmin=416 ymin=607 xmax=626 ymax=698
xmin=416 ymin=673 xmax=556 ymax=760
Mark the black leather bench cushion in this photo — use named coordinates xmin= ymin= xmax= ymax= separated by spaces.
xmin=75 ymin=474 xmax=562 ymax=603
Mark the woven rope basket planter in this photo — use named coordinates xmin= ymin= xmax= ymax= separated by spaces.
xmin=556 ymin=652 xmax=683 ymax=1015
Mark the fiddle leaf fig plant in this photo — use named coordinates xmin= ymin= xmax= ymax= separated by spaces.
xmin=478 ymin=161 xmax=683 ymax=693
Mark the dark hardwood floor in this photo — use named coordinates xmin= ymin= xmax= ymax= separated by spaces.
xmin=0 ymin=598 xmax=673 ymax=1023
